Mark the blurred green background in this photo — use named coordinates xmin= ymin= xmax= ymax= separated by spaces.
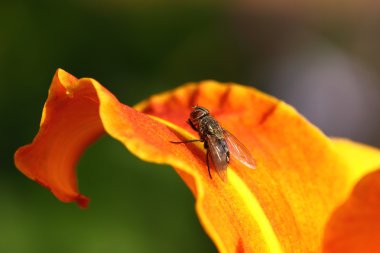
xmin=2 ymin=0 xmax=380 ymax=252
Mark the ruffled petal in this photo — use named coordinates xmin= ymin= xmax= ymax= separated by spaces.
xmin=15 ymin=69 xmax=380 ymax=252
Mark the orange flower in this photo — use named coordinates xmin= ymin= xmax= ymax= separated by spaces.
xmin=14 ymin=69 xmax=380 ymax=252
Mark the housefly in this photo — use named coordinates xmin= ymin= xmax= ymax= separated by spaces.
xmin=171 ymin=106 xmax=256 ymax=181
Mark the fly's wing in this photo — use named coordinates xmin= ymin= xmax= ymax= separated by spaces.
xmin=223 ymin=129 xmax=256 ymax=169
xmin=207 ymin=135 xmax=228 ymax=182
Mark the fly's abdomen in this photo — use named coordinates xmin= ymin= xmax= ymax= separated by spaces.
xmin=207 ymin=135 xmax=230 ymax=181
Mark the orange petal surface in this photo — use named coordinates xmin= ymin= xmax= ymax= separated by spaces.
xmin=15 ymin=69 xmax=380 ymax=252
xmin=323 ymin=140 xmax=380 ymax=253
xmin=323 ymin=169 xmax=380 ymax=253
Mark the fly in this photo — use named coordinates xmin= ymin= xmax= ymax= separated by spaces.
xmin=171 ymin=106 xmax=256 ymax=181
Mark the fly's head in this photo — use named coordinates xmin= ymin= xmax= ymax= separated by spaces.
xmin=189 ymin=106 xmax=209 ymax=130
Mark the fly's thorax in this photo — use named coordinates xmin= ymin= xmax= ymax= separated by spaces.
xmin=199 ymin=116 xmax=224 ymax=139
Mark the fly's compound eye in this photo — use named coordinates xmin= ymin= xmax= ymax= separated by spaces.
xmin=190 ymin=110 xmax=205 ymax=120
xmin=190 ymin=107 xmax=209 ymax=120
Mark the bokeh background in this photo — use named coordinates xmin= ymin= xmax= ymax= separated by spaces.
xmin=2 ymin=0 xmax=380 ymax=252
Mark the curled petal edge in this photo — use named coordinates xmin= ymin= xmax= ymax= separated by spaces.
xmin=14 ymin=69 xmax=380 ymax=253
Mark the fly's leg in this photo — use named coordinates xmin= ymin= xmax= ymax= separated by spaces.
xmin=203 ymin=141 xmax=212 ymax=179
xmin=206 ymin=149 xmax=212 ymax=179
xmin=171 ymin=137 xmax=212 ymax=179
xmin=170 ymin=139 xmax=203 ymax=144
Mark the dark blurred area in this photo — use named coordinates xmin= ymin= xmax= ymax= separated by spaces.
xmin=1 ymin=0 xmax=379 ymax=252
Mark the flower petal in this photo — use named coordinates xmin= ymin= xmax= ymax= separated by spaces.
xmin=332 ymin=138 xmax=380 ymax=184
xmin=14 ymin=69 xmax=380 ymax=252
xmin=323 ymin=169 xmax=380 ymax=253
xmin=14 ymin=70 xmax=104 ymax=207
xmin=323 ymin=140 xmax=380 ymax=253
xmin=136 ymin=83 xmax=380 ymax=252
